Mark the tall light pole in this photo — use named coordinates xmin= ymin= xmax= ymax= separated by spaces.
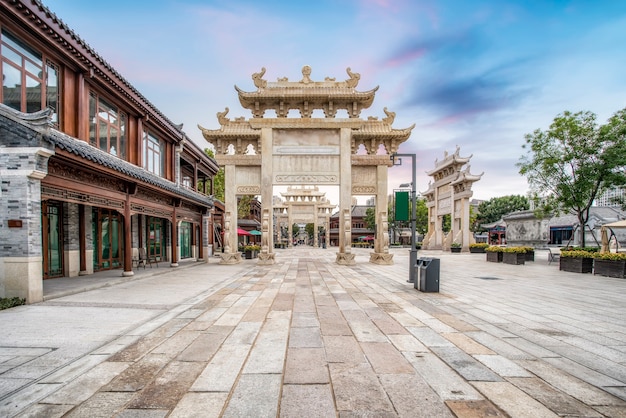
xmin=391 ymin=153 xmax=417 ymax=284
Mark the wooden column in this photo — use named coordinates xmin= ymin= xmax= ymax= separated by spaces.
xmin=122 ymin=196 xmax=134 ymax=276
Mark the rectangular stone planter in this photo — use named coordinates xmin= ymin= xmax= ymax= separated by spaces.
xmin=559 ymin=257 xmax=593 ymax=273
xmin=525 ymin=251 xmax=534 ymax=262
xmin=470 ymin=248 xmax=486 ymax=253
xmin=244 ymin=250 xmax=258 ymax=259
xmin=503 ymin=252 xmax=525 ymax=265
xmin=486 ymin=252 xmax=502 ymax=262
xmin=593 ymin=259 xmax=626 ymax=278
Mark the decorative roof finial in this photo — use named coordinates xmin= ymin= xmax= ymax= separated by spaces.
xmin=252 ymin=67 xmax=267 ymax=89
xmin=301 ymin=65 xmax=312 ymax=84
xmin=345 ymin=67 xmax=360 ymax=88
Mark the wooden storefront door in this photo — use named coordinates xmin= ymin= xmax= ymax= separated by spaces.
xmin=93 ymin=208 xmax=123 ymax=271
xmin=42 ymin=201 xmax=64 ymax=279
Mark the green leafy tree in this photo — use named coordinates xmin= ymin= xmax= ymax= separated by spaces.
xmin=416 ymin=198 xmax=428 ymax=235
xmin=441 ymin=214 xmax=451 ymax=233
xmin=204 ymin=148 xmax=224 ymax=202
xmin=475 ymin=195 xmax=529 ymax=228
xmin=237 ymin=195 xmax=253 ymax=219
xmin=292 ymin=223 xmax=300 ymax=238
xmin=364 ymin=207 xmax=376 ymax=231
xmin=517 ymin=109 xmax=626 ymax=247
xmin=305 ymin=223 xmax=315 ymax=239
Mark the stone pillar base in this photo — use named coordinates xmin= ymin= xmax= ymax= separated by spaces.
xmin=369 ymin=252 xmax=394 ymax=265
xmin=257 ymin=252 xmax=276 ymax=265
xmin=335 ymin=252 xmax=356 ymax=265
xmin=219 ymin=252 xmax=242 ymax=264
xmin=170 ymin=263 xmax=179 ymax=267
xmin=122 ymin=270 xmax=135 ymax=277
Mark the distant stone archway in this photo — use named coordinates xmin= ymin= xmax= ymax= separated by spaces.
xmin=199 ymin=66 xmax=413 ymax=265
xmin=421 ymin=147 xmax=483 ymax=251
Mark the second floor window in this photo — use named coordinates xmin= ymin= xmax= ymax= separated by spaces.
xmin=1 ymin=29 xmax=59 ymax=126
xmin=89 ymin=92 xmax=127 ymax=159
xmin=144 ymin=130 xmax=165 ymax=176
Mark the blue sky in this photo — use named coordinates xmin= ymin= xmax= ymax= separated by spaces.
xmin=43 ymin=0 xmax=626 ymax=201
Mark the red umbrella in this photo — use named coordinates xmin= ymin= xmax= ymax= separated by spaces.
xmin=237 ymin=228 xmax=251 ymax=236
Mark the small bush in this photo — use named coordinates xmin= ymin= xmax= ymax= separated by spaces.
xmin=593 ymin=252 xmax=626 ymax=261
xmin=486 ymin=246 xmax=504 ymax=252
xmin=0 ymin=297 xmax=26 ymax=310
xmin=470 ymin=243 xmax=489 ymax=249
xmin=561 ymin=246 xmax=599 ymax=253
xmin=244 ymin=245 xmax=261 ymax=251
xmin=451 ymin=242 xmax=462 ymax=248
xmin=502 ymin=246 xmax=527 ymax=253
xmin=560 ymin=250 xmax=596 ymax=258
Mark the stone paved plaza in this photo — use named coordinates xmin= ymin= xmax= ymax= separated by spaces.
xmin=1 ymin=247 xmax=625 ymax=417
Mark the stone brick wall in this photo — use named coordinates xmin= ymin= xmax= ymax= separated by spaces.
xmin=0 ymin=112 xmax=53 ymax=258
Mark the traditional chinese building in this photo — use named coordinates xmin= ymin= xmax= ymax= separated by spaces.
xmin=0 ymin=1 xmax=219 ymax=303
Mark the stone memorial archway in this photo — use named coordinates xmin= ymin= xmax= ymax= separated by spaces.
xmin=421 ymin=147 xmax=483 ymax=251
xmin=199 ymin=66 xmax=413 ymax=265
xmin=273 ymin=186 xmax=334 ymax=248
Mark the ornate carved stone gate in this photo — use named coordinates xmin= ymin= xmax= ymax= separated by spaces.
xmin=421 ymin=147 xmax=483 ymax=251
xmin=199 ymin=66 xmax=413 ymax=265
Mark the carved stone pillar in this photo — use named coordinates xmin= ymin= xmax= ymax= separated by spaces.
xmin=370 ymin=164 xmax=393 ymax=265
xmin=336 ymin=128 xmax=355 ymax=265
xmin=220 ymin=164 xmax=241 ymax=264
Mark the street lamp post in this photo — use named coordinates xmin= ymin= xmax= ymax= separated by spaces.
xmin=391 ymin=153 xmax=417 ymax=284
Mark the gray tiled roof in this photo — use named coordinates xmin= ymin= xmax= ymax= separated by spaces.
xmin=47 ymin=129 xmax=213 ymax=207
xmin=1 ymin=104 xmax=213 ymax=208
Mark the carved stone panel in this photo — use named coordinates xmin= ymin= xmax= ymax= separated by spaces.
xmin=235 ymin=166 xmax=261 ymax=188
xmin=351 ymin=166 xmax=376 ymax=195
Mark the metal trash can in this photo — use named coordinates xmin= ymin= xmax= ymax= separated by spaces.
xmin=415 ymin=257 xmax=440 ymax=292
xmin=409 ymin=258 xmax=424 ymax=284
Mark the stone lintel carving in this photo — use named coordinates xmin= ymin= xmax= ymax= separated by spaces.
xmin=351 ymin=155 xmax=394 ymax=166
xmin=236 ymin=185 xmax=261 ymax=195
xmin=215 ymin=155 xmax=261 ymax=166
xmin=352 ymin=186 xmax=376 ymax=195
xmin=275 ymin=174 xmax=338 ymax=184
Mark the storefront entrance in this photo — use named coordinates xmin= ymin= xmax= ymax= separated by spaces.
xmin=148 ymin=217 xmax=164 ymax=263
xmin=42 ymin=201 xmax=63 ymax=279
xmin=180 ymin=221 xmax=192 ymax=259
xmin=92 ymin=208 xmax=123 ymax=271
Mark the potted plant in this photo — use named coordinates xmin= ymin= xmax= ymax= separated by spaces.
xmin=485 ymin=246 xmax=504 ymax=262
xmin=521 ymin=246 xmax=535 ymax=262
xmin=450 ymin=242 xmax=462 ymax=253
xmin=559 ymin=250 xmax=594 ymax=273
xmin=593 ymin=252 xmax=626 ymax=278
xmin=469 ymin=243 xmax=489 ymax=253
xmin=244 ymin=244 xmax=261 ymax=259
xmin=502 ymin=247 xmax=527 ymax=265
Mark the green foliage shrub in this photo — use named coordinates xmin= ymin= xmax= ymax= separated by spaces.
xmin=0 ymin=297 xmax=25 ymax=310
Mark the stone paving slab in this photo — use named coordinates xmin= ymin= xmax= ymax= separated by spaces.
xmin=1 ymin=248 xmax=626 ymax=417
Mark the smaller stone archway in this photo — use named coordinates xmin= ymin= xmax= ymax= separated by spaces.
xmin=421 ymin=147 xmax=483 ymax=251
xmin=273 ymin=186 xmax=335 ymax=247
